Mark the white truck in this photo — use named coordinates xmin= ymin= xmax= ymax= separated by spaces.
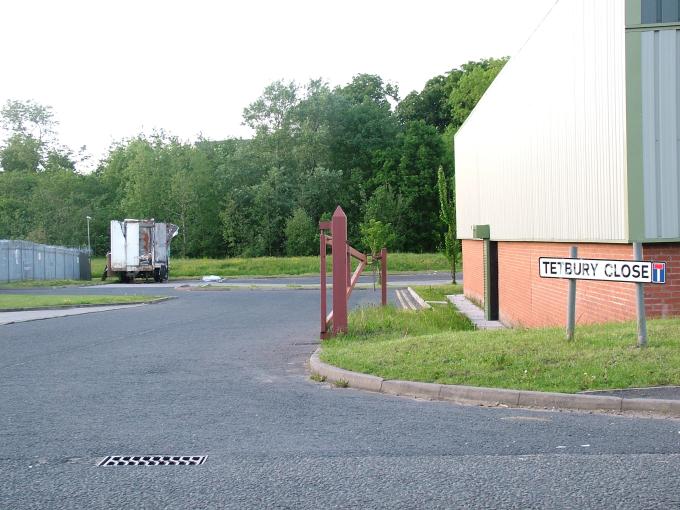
xmin=104 ymin=219 xmax=179 ymax=283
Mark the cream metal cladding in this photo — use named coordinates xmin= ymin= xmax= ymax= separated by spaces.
xmin=455 ymin=0 xmax=627 ymax=242
xmin=641 ymin=27 xmax=680 ymax=239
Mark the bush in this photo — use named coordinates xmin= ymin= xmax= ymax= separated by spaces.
xmin=285 ymin=208 xmax=318 ymax=256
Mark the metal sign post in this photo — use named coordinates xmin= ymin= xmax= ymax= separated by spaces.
xmin=540 ymin=246 xmax=664 ymax=346
xmin=633 ymin=242 xmax=648 ymax=348
xmin=566 ymin=246 xmax=577 ymax=342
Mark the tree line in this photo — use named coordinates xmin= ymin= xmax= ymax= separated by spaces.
xmin=0 ymin=58 xmax=506 ymax=258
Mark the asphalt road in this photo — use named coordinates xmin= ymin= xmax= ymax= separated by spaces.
xmin=2 ymin=284 xmax=680 ymax=508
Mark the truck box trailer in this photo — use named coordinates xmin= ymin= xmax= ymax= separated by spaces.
xmin=105 ymin=219 xmax=179 ymax=282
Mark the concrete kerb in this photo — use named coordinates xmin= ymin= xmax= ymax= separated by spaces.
xmin=309 ymin=348 xmax=680 ymax=416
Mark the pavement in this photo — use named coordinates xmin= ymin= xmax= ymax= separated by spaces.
xmin=0 ymin=303 xmax=147 ymax=326
xmin=447 ymin=293 xmax=506 ymax=329
xmin=2 ymin=278 xmax=680 ymax=507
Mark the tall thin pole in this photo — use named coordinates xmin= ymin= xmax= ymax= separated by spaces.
xmin=566 ymin=246 xmax=577 ymax=341
xmin=380 ymin=247 xmax=387 ymax=306
xmin=634 ymin=242 xmax=648 ymax=348
xmin=86 ymin=216 xmax=92 ymax=255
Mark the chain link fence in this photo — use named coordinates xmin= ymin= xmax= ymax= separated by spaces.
xmin=0 ymin=240 xmax=91 ymax=283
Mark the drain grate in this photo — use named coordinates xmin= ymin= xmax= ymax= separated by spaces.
xmin=98 ymin=455 xmax=207 ymax=466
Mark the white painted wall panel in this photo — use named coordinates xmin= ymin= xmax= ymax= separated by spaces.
xmin=110 ymin=221 xmax=127 ymax=269
xmin=455 ymin=0 xmax=627 ymax=242
xmin=125 ymin=222 xmax=139 ymax=267
xmin=642 ymin=29 xmax=680 ymax=239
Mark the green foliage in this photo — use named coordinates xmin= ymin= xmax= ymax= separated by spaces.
xmin=1 ymin=99 xmax=56 ymax=138
xmin=448 ymin=57 xmax=508 ymax=133
xmin=410 ymin=284 xmax=463 ymax=302
xmin=310 ymin=373 xmax=327 ymax=383
xmin=0 ymin=134 xmax=42 ymax=172
xmin=437 ymin=166 xmax=458 ymax=283
xmin=321 ymin=313 xmax=680 ymax=394
xmin=89 ymin=253 xmax=450 ymax=279
xmin=0 ymin=58 xmax=505 ymax=258
xmin=396 ymin=75 xmax=451 ymax=132
xmin=285 ymin=208 xmax=317 ymax=256
xmin=360 ymin=219 xmax=396 ymax=256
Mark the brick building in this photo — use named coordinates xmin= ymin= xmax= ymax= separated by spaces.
xmin=455 ymin=0 xmax=680 ymax=327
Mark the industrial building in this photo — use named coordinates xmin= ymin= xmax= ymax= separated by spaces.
xmin=455 ymin=0 xmax=680 ymax=327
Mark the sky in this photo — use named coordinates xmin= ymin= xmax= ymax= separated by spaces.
xmin=0 ymin=0 xmax=557 ymax=170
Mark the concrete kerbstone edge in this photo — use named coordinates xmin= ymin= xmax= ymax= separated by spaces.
xmin=310 ymin=348 xmax=680 ymax=416
xmin=406 ymin=287 xmax=431 ymax=309
xmin=310 ymin=349 xmax=384 ymax=392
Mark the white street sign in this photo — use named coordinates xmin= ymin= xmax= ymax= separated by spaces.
xmin=539 ymin=257 xmax=666 ymax=284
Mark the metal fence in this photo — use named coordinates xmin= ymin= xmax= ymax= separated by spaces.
xmin=0 ymin=240 xmax=91 ymax=283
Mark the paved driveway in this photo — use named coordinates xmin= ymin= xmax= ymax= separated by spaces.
xmin=1 ymin=285 xmax=680 ymax=508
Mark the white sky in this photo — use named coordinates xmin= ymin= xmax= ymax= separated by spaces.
xmin=0 ymin=0 xmax=556 ymax=169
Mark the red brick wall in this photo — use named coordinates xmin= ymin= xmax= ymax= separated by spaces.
xmin=462 ymin=239 xmax=484 ymax=306
xmin=461 ymin=240 xmax=680 ymax=328
xmin=644 ymin=244 xmax=680 ymax=318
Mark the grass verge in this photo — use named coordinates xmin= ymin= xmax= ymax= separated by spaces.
xmin=0 ymin=294 xmax=166 ymax=310
xmin=91 ymin=253 xmax=453 ymax=279
xmin=320 ymin=306 xmax=680 ymax=393
xmin=410 ymin=284 xmax=463 ymax=302
xmin=0 ymin=279 xmax=113 ymax=290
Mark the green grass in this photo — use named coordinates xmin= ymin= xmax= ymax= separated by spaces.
xmin=411 ymin=284 xmax=463 ymax=302
xmin=321 ymin=306 xmax=680 ymax=393
xmin=0 ymin=279 xmax=113 ymax=289
xmin=91 ymin=253 xmax=452 ymax=279
xmin=0 ymin=294 xmax=166 ymax=310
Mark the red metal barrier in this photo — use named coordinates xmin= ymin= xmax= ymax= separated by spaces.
xmin=320 ymin=206 xmax=387 ymax=339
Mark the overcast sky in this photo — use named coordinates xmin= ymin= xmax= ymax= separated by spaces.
xmin=0 ymin=0 xmax=556 ymax=168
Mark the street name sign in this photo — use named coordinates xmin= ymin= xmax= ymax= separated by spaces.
xmin=539 ymin=257 xmax=666 ymax=284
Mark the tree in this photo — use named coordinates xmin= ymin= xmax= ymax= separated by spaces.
xmin=0 ymin=134 xmax=42 ymax=172
xmin=252 ymin=168 xmax=293 ymax=256
xmin=285 ymin=208 xmax=317 ymax=256
xmin=243 ymin=81 xmax=299 ymax=134
xmin=0 ymin=99 xmax=56 ymax=141
xmin=363 ymin=184 xmax=406 ymax=252
xmin=0 ymin=99 xmax=67 ymax=173
xmin=383 ymin=120 xmax=448 ymax=252
xmin=396 ymin=75 xmax=452 ymax=132
xmin=220 ymin=188 xmax=259 ymax=257
xmin=437 ymin=166 xmax=458 ymax=283
xmin=359 ymin=219 xmax=396 ymax=256
xmin=448 ymin=58 xmax=508 ymax=133
xmin=298 ymin=166 xmax=345 ymax=223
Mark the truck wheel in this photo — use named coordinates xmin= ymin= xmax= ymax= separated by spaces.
xmin=153 ymin=268 xmax=161 ymax=283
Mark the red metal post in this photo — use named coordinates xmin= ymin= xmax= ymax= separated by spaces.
xmin=380 ymin=247 xmax=387 ymax=306
xmin=320 ymin=229 xmax=328 ymax=339
xmin=331 ymin=207 xmax=348 ymax=334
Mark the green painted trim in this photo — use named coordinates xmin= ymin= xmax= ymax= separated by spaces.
xmin=472 ymin=224 xmax=490 ymax=240
xmin=625 ymin=30 xmax=645 ymax=242
xmin=627 ymin=22 xmax=680 ymax=31
xmin=626 ymin=0 xmax=641 ymax=26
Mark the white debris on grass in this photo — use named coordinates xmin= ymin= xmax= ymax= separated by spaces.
xmin=201 ymin=275 xmax=223 ymax=283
